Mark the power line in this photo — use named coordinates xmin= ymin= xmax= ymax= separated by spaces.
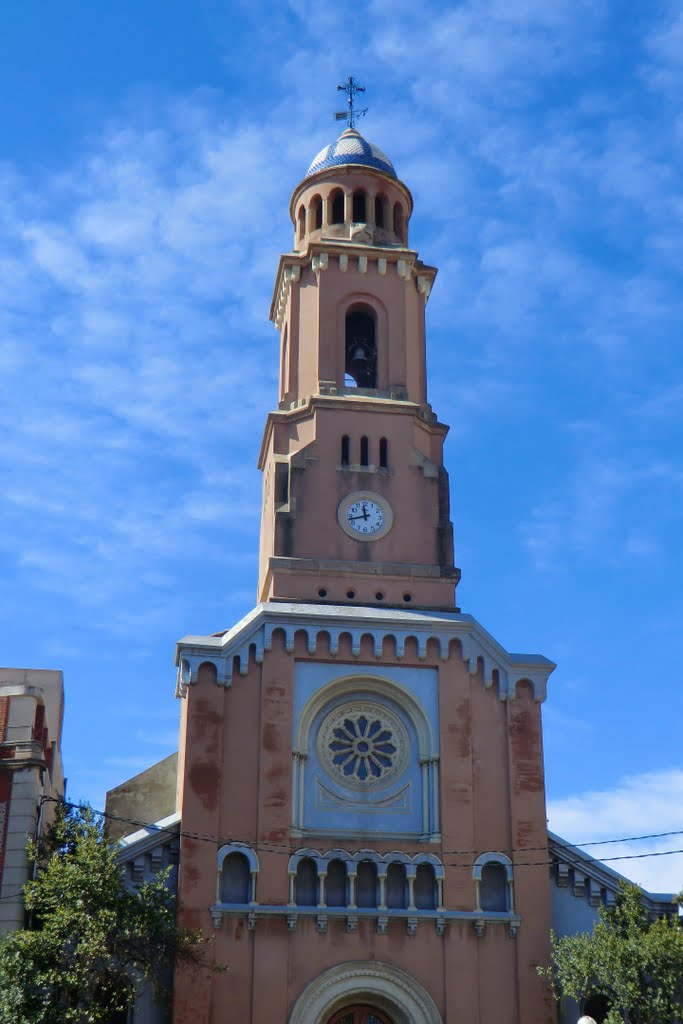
xmin=42 ymin=798 xmax=683 ymax=871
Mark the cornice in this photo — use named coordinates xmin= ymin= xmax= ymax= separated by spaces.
xmin=115 ymin=812 xmax=181 ymax=861
xmin=257 ymin=393 xmax=448 ymax=469
xmin=175 ymin=602 xmax=555 ymax=702
xmin=548 ymin=831 xmax=675 ymax=909
xmin=269 ymin=245 xmax=438 ymax=328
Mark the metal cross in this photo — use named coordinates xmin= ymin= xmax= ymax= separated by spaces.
xmin=335 ymin=76 xmax=368 ymax=129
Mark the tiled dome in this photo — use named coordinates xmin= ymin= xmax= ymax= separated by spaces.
xmin=306 ymin=128 xmax=396 ymax=179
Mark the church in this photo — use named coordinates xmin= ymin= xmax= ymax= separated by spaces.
xmin=107 ymin=99 xmax=673 ymax=1024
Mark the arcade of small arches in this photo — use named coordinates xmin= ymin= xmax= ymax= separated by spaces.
xmin=214 ymin=843 xmax=516 ymax=931
xmin=296 ymin=188 xmax=407 ymax=247
xmin=287 ymin=849 xmax=445 ymax=912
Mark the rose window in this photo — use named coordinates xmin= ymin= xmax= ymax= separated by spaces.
xmin=318 ymin=702 xmax=408 ymax=788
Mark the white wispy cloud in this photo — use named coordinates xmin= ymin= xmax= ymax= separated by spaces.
xmin=548 ymin=770 xmax=683 ymax=895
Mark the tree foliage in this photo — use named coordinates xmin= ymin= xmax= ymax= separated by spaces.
xmin=0 ymin=802 xmax=217 ymax=1024
xmin=543 ymin=881 xmax=683 ymax=1024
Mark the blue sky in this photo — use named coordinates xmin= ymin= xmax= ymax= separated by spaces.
xmin=2 ymin=0 xmax=682 ymax=894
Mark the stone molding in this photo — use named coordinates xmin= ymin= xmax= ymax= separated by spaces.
xmin=175 ymin=602 xmax=554 ymax=702
xmin=270 ymin=247 xmax=438 ymax=329
xmin=548 ymin=831 xmax=676 ymax=913
xmin=288 ymin=959 xmax=443 ymax=1024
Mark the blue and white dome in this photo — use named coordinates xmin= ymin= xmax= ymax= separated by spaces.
xmin=306 ymin=128 xmax=396 ymax=179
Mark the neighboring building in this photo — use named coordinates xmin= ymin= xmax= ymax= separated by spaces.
xmin=110 ymin=125 xmax=676 ymax=1024
xmin=0 ymin=667 xmax=65 ymax=931
xmin=106 ymin=752 xmax=178 ymax=844
xmin=548 ymin=832 xmax=674 ymax=1024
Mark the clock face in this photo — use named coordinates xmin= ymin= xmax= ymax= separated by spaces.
xmin=346 ymin=498 xmax=384 ymax=535
xmin=337 ymin=491 xmax=393 ymax=541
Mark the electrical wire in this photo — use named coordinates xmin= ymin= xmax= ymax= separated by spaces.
xmin=41 ymin=797 xmax=683 ymax=871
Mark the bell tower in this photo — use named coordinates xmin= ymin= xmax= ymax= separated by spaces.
xmin=258 ymin=127 xmax=459 ymax=610
xmin=173 ymin=107 xmax=556 ymax=1024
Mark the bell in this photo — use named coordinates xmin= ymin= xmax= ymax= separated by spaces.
xmin=350 ymin=345 xmax=368 ymax=365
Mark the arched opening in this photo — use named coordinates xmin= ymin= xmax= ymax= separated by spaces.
xmin=374 ymin=196 xmax=385 ymax=228
xmin=327 ymin=1008 xmax=394 ymax=1024
xmin=345 ymin=309 xmax=377 ymax=388
xmin=379 ymin=437 xmax=388 ymax=469
xmin=393 ymin=202 xmax=404 ymax=242
xmin=311 ymin=194 xmax=322 ymax=230
xmin=352 ymin=190 xmax=366 ymax=222
xmin=340 ymin=435 xmax=350 ymax=467
xmin=355 ymin=860 xmax=378 ymax=908
xmin=480 ymin=862 xmax=508 ymax=911
xmin=331 ymin=189 xmax=345 ymax=225
xmin=297 ymin=205 xmax=306 ymax=242
xmin=582 ymin=993 xmax=611 ymax=1023
xmin=280 ymin=324 xmax=289 ymax=397
xmin=414 ymin=863 xmax=436 ymax=910
xmin=220 ymin=852 xmax=250 ymax=903
xmin=326 ymin=859 xmax=348 ymax=906
xmin=295 ymin=857 xmax=318 ymax=906
xmin=385 ymin=863 xmax=407 ymax=909
xmin=360 ymin=436 xmax=369 ymax=467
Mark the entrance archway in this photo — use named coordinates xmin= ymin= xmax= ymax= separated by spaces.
xmin=327 ymin=1008 xmax=393 ymax=1024
xmin=289 ymin=961 xmax=442 ymax=1024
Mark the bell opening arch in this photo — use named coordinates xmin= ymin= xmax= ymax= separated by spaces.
xmin=338 ymin=296 xmax=388 ymax=391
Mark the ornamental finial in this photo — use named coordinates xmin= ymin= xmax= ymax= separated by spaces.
xmin=334 ymin=76 xmax=368 ymax=130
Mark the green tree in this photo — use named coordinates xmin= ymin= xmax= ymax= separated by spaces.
xmin=542 ymin=881 xmax=683 ymax=1024
xmin=0 ymin=802 xmax=217 ymax=1024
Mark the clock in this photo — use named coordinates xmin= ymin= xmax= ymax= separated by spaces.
xmin=337 ymin=491 xmax=393 ymax=541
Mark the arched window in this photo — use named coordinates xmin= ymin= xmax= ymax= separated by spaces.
xmin=220 ymin=852 xmax=250 ymax=903
xmin=352 ymin=190 xmax=366 ymax=222
xmin=355 ymin=860 xmax=378 ymax=908
xmin=311 ymin=194 xmax=322 ymax=230
xmin=326 ymin=859 xmax=347 ymax=906
xmin=393 ymin=202 xmax=404 ymax=242
xmin=340 ymin=435 xmax=350 ymax=467
xmin=331 ymin=189 xmax=344 ymax=224
xmin=385 ymin=863 xmax=407 ymax=909
xmin=375 ymin=196 xmax=385 ymax=228
xmin=345 ymin=309 xmax=377 ymax=388
xmin=379 ymin=437 xmax=388 ymax=469
xmin=360 ymin=436 xmax=369 ymax=467
xmin=480 ymin=862 xmax=508 ymax=911
xmin=295 ymin=857 xmax=318 ymax=906
xmin=297 ymin=205 xmax=306 ymax=242
xmin=414 ymin=863 xmax=436 ymax=910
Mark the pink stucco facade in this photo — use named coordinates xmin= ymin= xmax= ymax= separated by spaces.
xmin=172 ymin=127 xmax=556 ymax=1024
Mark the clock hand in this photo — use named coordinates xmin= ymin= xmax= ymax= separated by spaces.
xmin=347 ymin=512 xmax=369 ymax=521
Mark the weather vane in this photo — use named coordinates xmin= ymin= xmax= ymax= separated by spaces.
xmin=335 ymin=76 xmax=368 ymax=130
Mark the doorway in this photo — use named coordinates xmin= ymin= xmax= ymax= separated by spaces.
xmin=327 ymin=1008 xmax=393 ymax=1024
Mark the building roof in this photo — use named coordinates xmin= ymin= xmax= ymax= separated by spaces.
xmin=306 ymin=128 xmax=396 ymax=179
